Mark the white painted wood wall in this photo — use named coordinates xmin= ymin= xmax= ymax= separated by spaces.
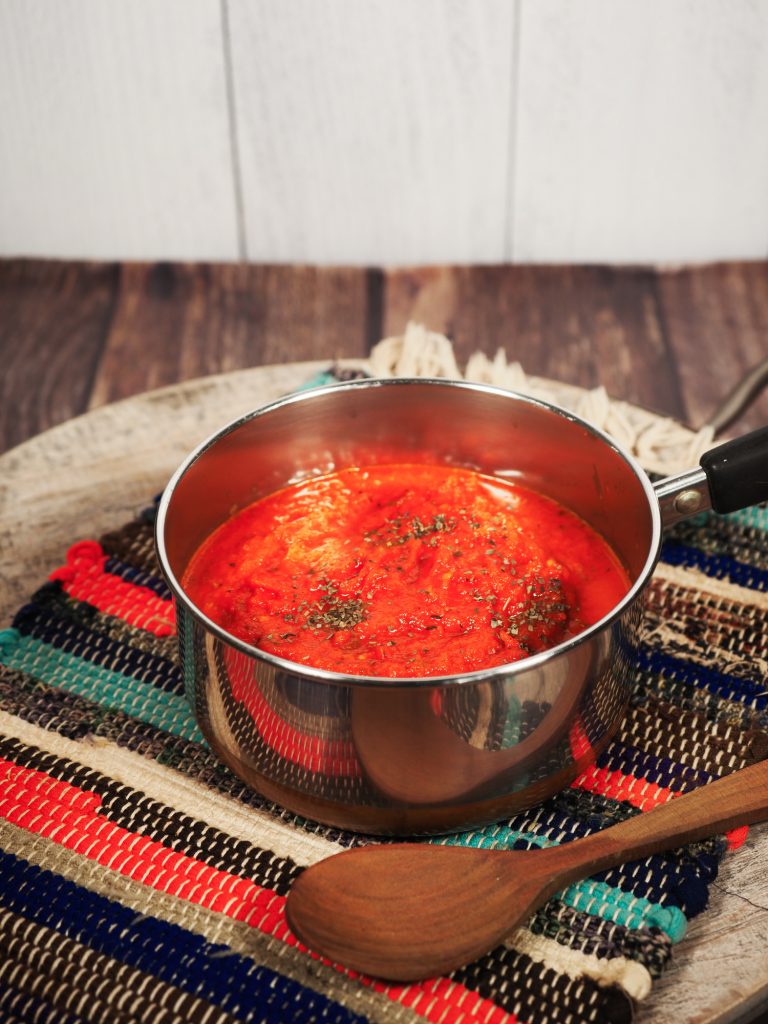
xmin=1 ymin=0 xmax=767 ymax=265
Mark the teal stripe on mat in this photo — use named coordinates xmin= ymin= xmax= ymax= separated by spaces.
xmin=430 ymin=826 xmax=687 ymax=942
xmin=0 ymin=629 xmax=202 ymax=743
xmin=726 ymin=505 xmax=768 ymax=531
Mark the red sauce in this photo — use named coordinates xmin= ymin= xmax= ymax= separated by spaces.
xmin=182 ymin=464 xmax=630 ymax=677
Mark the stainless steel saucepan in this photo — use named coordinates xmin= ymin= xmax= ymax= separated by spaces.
xmin=155 ymin=379 xmax=768 ymax=834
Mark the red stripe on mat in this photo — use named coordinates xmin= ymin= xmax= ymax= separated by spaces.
xmin=50 ymin=541 xmax=175 ymax=636
xmin=574 ymin=764 xmax=748 ymax=848
xmin=0 ymin=756 xmax=521 ymax=1023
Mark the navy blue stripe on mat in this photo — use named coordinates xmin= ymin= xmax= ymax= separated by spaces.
xmin=660 ymin=541 xmax=768 ymax=591
xmin=104 ymin=556 xmax=172 ymax=599
xmin=595 ymin=742 xmax=715 ymax=793
xmin=0 ymin=851 xmax=366 ymax=1024
xmin=11 ymin=602 xmax=182 ymax=694
xmin=635 ymin=646 xmax=767 ymax=710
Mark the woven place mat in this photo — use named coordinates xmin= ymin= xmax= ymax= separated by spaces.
xmin=0 ymin=335 xmax=767 ymax=1024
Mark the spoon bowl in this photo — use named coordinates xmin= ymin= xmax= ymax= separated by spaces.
xmin=286 ymin=756 xmax=768 ymax=980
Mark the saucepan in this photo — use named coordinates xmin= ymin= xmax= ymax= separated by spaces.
xmin=155 ymin=379 xmax=768 ymax=834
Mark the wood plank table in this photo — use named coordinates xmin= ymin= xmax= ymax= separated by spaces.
xmin=1 ymin=260 xmax=768 ymax=450
xmin=1 ymin=258 xmax=767 ymax=1024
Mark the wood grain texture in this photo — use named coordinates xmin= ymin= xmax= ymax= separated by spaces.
xmin=0 ymin=364 xmax=322 ymax=620
xmin=0 ymin=0 xmax=238 ymax=260
xmin=227 ymin=0 xmax=515 ymax=264
xmin=656 ymin=263 xmax=768 ymax=436
xmin=381 ymin=264 xmax=687 ymax=420
xmin=512 ymin=0 xmax=768 ymax=263
xmin=3 ymin=259 xmax=768 ymax=456
xmin=88 ymin=263 xmax=371 ymax=407
xmin=0 ymin=260 xmax=117 ymax=451
xmin=644 ymin=841 xmax=768 ymax=1024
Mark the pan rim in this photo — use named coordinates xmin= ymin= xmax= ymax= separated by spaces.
xmin=155 ymin=377 xmax=662 ymax=689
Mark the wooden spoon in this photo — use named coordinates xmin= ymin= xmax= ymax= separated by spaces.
xmin=286 ymin=756 xmax=768 ymax=981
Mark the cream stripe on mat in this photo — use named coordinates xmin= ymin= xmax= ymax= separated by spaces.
xmin=0 ymin=709 xmax=343 ymax=867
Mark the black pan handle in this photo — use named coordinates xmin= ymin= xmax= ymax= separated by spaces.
xmin=699 ymin=426 xmax=768 ymax=514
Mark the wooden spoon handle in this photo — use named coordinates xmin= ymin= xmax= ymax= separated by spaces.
xmin=551 ymin=756 xmax=768 ymax=885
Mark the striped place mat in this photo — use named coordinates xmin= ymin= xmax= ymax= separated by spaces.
xmin=0 ymin=363 xmax=766 ymax=1024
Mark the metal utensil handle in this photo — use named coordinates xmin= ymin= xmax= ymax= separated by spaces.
xmin=706 ymin=356 xmax=768 ymax=436
xmin=654 ymin=424 xmax=768 ymax=526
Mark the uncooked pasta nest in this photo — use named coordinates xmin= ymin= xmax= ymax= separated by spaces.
xmin=350 ymin=322 xmax=714 ymax=477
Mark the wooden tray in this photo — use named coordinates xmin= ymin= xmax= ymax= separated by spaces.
xmin=1 ymin=363 xmax=766 ymax=1024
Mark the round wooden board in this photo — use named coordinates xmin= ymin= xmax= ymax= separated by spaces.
xmin=0 ymin=361 xmax=326 ymax=622
xmin=0 ymin=363 xmax=766 ymax=1024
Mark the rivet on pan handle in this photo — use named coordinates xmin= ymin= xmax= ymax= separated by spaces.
xmin=654 ymin=425 xmax=768 ymax=527
xmin=653 ymin=358 xmax=768 ymax=527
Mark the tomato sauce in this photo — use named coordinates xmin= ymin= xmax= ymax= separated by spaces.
xmin=182 ymin=464 xmax=630 ymax=677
